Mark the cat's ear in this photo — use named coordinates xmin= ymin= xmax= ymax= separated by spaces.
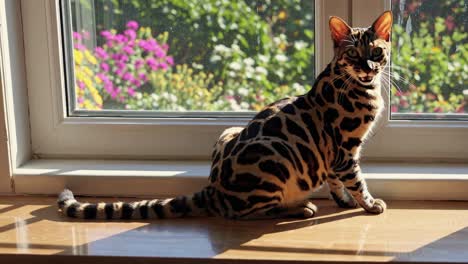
xmin=329 ymin=16 xmax=351 ymax=46
xmin=372 ymin=11 xmax=393 ymax=41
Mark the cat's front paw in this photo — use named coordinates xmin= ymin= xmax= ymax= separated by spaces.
xmin=365 ymin=199 xmax=386 ymax=214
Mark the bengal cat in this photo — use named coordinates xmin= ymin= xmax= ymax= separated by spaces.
xmin=58 ymin=11 xmax=392 ymax=220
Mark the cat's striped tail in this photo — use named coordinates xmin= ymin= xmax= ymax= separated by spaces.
xmin=57 ymin=188 xmax=211 ymax=220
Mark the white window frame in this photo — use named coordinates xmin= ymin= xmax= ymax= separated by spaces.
xmin=0 ymin=0 xmax=467 ymax=198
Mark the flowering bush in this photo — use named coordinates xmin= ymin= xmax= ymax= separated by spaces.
xmin=73 ymin=21 xmax=174 ymax=109
xmin=126 ymin=64 xmax=225 ymax=111
xmin=73 ymin=32 xmax=102 ymax=110
xmin=390 ymin=0 xmax=467 ymax=114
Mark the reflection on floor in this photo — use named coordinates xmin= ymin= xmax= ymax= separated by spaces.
xmin=0 ymin=197 xmax=467 ymax=263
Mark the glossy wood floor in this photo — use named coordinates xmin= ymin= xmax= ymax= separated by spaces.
xmin=0 ymin=196 xmax=467 ymax=264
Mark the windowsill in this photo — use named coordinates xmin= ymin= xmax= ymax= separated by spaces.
xmin=0 ymin=197 xmax=467 ymax=263
xmin=12 ymin=159 xmax=468 ymax=200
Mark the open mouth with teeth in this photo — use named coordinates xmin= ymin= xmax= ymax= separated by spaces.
xmin=358 ymin=76 xmax=374 ymax=83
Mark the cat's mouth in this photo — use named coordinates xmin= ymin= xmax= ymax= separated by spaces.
xmin=358 ymin=76 xmax=374 ymax=84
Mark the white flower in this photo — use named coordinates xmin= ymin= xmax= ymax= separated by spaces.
xmin=192 ymin=63 xmax=204 ymax=70
xmin=294 ymin=40 xmax=308 ymax=50
xmin=292 ymin=83 xmax=306 ymax=93
xmin=275 ymin=70 xmax=284 ymax=78
xmin=255 ymin=66 xmax=268 ymax=76
xmin=275 ymin=54 xmax=288 ymax=63
xmin=229 ymin=23 xmax=238 ymax=30
xmin=258 ymin=55 xmax=269 ymax=63
xmin=239 ymin=102 xmax=250 ymax=110
xmin=238 ymin=87 xmax=249 ymax=96
xmin=214 ymin=44 xmax=229 ymax=53
xmin=210 ymin=55 xmax=222 ymax=63
xmin=231 ymin=43 xmax=241 ymax=52
xmin=243 ymin=58 xmax=255 ymax=66
xmin=229 ymin=61 xmax=242 ymax=71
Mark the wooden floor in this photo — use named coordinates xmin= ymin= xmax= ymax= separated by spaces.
xmin=0 ymin=196 xmax=467 ymax=263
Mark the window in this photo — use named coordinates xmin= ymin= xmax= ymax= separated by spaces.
xmin=65 ymin=0 xmax=315 ymax=117
xmin=390 ymin=0 xmax=467 ymax=120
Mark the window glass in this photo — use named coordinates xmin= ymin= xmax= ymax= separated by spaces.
xmin=65 ymin=0 xmax=315 ymax=114
xmin=390 ymin=0 xmax=467 ymax=119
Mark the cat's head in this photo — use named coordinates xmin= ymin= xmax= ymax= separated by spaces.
xmin=329 ymin=11 xmax=392 ymax=86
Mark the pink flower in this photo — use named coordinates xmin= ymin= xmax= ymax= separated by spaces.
xmin=77 ymin=81 xmax=85 ymax=90
xmin=123 ymin=45 xmax=134 ymax=55
xmin=159 ymin=62 xmax=168 ymax=70
xmin=116 ymin=61 xmax=126 ymax=71
xmin=135 ymin=59 xmax=144 ymax=69
xmin=100 ymin=63 xmax=109 ymax=72
xmin=166 ymin=56 xmax=174 ymax=66
xmin=124 ymin=29 xmax=136 ymax=41
xmin=123 ymin=72 xmax=133 ymax=81
xmin=101 ymin=31 xmax=113 ymax=39
xmin=73 ymin=32 xmax=82 ymax=40
xmin=115 ymin=34 xmax=128 ymax=44
xmin=74 ymin=43 xmax=86 ymax=51
xmin=146 ymin=57 xmax=157 ymax=70
xmin=391 ymin=105 xmax=398 ymax=113
xmin=155 ymin=48 xmax=165 ymax=58
xmin=138 ymin=73 xmax=148 ymax=81
xmin=126 ymin=21 xmax=139 ymax=30
xmin=95 ymin=47 xmax=108 ymax=59
xmin=131 ymin=79 xmax=141 ymax=87
xmin=127 ymin=88 xmax=136 ymax=97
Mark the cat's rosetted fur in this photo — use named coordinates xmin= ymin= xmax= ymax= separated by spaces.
xmin=58 ymin=11 xmax=392 ymax=220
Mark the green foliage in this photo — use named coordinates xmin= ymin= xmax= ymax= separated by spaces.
xmin=86 ymin=0 xmax=315 ymax=111
xmin=391 ymin=0 xmax=467 ymax=114
xmin=126 ymin=64 xmax=226 ymax=111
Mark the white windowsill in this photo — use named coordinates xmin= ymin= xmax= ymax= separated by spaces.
xmin=12 ymin=160 xmax=468 ymax=201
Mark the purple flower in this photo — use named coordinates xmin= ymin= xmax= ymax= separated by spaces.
xmin=126 ymin=21 xmax=139 ymax=30
xmin=116 ymin=61 xmax=126 ymax=70
xmin=123 ymin=45 xmax=134 ymax=55
xmin=104 ymin=82 xmax=114 ymax=94
xmin=77 ymin=81 xmax=85 ymax=90
xmin=155 ymin=48 xmax=165 ymax=58
xmin=159 ymin=62 xmax=168 ymax=70
xmin=131 ymin=79 xmax=141 ymax=87
xmin=123 ymin=72 xmax=133 ymax=81
xmin=127 ymin=88 xmax=136 ymax=97
xmin=124 ymin=29 xmax=136 ymax=41
xmin=77 ymin=97 xmax=84 ymax=104
xmin=97 ymin=73 xmax=109 ymax=83
xmin=74 ymin=43 xmax=86 ymax=51
xmin=135 ymin=59 xmax=144 ymax=69
xmin=115 ymin=34 xmax=128 ymax=44
xmin=166 ymin=56 xmax=174 ymax=66
xmin=119 ymin=55 xmax=129 ymax=62
xmin=100 ymin=63 xmax=110 ymax=72
xmin=73 ymin=32 xmax=82 ymax=41
xmin=101 ymin=30 xmax=113 ymax=39
xmin=95 ymin=47 xmax=108 ymax=59
xmin=146 ymin=57 xmax=157 ymax=70
xmin=138 ymin=73 xmax=148 ymax=82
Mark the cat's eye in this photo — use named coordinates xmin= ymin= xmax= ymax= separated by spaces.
xmin=346 ymin=49 xmax=359 ymax=58
xmin=372 ymin=47 xmax=383 ymax=57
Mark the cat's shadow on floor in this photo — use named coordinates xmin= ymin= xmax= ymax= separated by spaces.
xmin=28 ymin=199 xmax=369 ymax=257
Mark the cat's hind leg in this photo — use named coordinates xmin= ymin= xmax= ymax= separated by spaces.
xmin=327 ymin=176 xmax=358 ymax=208
xmin=237 ymin=200 xmax=318 ymax=220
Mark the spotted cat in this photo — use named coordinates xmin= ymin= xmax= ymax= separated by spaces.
xmin=58 ymin=11 xmax=392 ymax=220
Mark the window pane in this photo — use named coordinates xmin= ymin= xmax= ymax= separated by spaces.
xmin=390 ymin=0 xmax=467 ymax=120
xmin=65 ymin=0 xmax=315 ymax=114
